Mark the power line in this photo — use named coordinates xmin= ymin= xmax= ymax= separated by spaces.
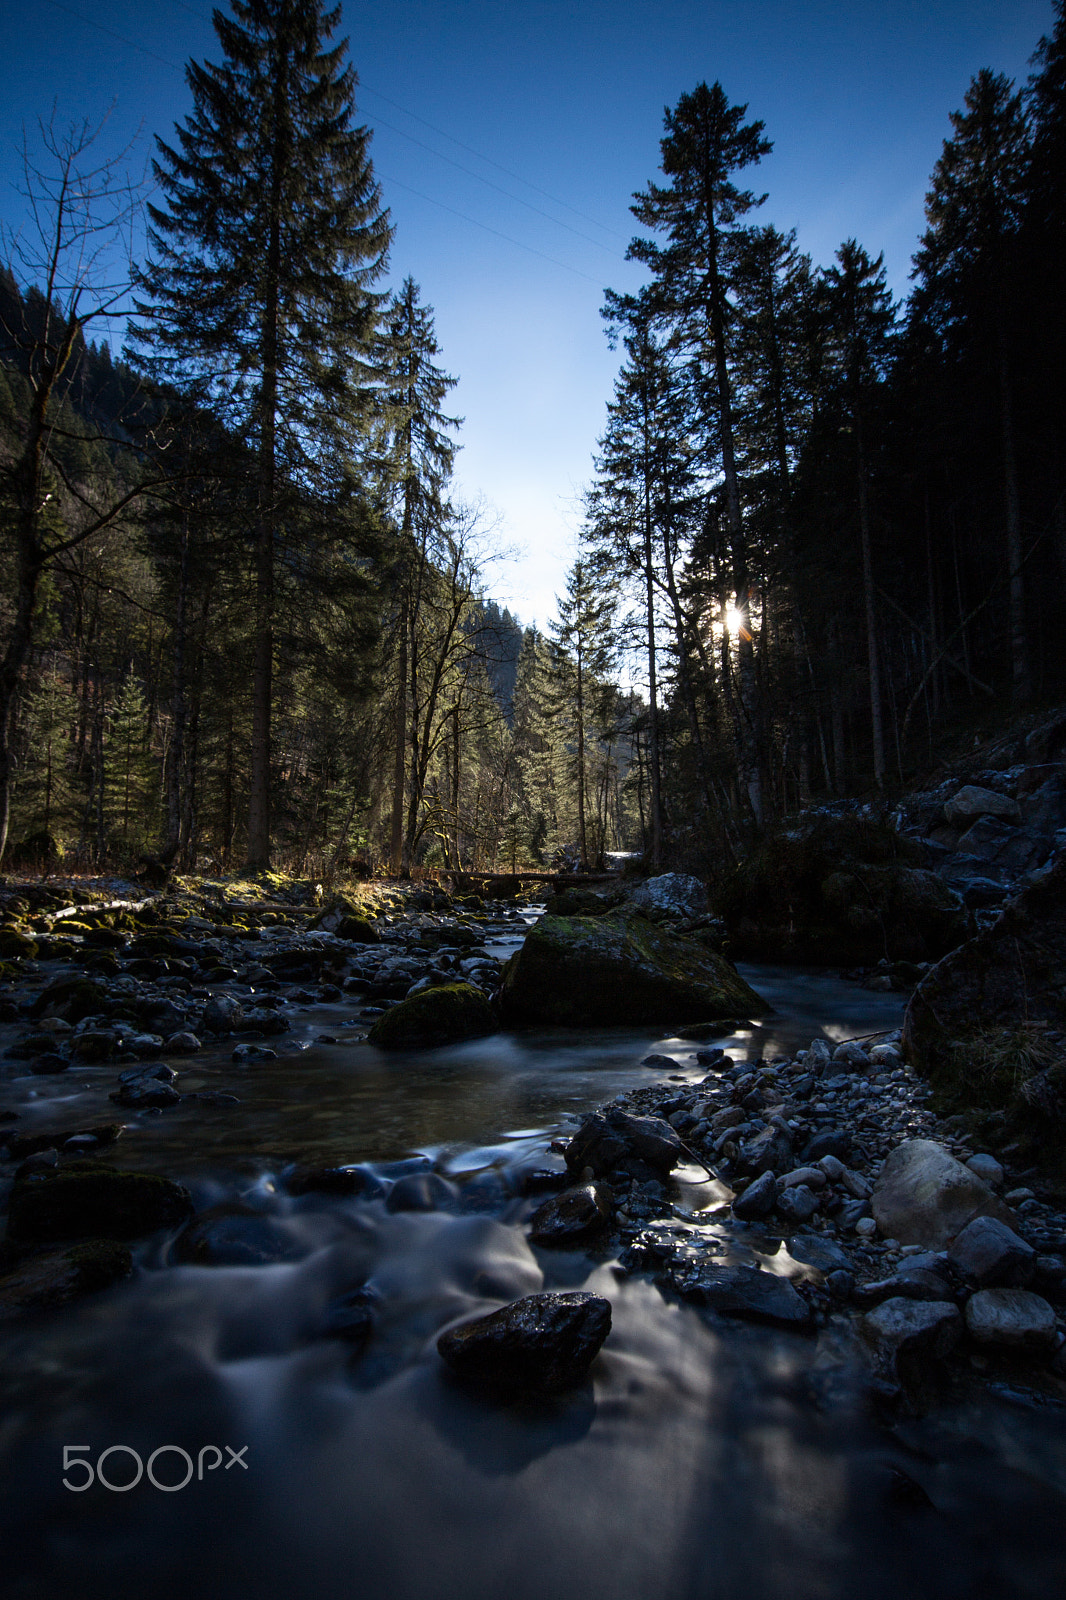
xmin=37 ymin=0 xmax=626 ymax=285
xmin=160 ymin=0 xmax=632 ymax=247
xmin=378 ymin=172 xmax=605 ymax=285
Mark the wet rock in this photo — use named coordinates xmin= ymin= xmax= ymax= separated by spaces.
xmin=72 ymin=1028 xmax=120 ymax=1062
xmin=109 ymin=1068 xmax=182 ymax=1109
xmin=528 ymin=1183 xmax=611 ymax=1244
xmin=5 ymin=1123 xmax=124 ymax=1161
xmin=0 ymin=1240 xmax=132 ymax=1318
xmin=565 ymin=1109 xmax=684 ymax=1178
xmin=319 ymin=1285 xmax=377 ymax=1351
xmin=232 ymin=1043 xmax=277 ymax=1062
xmin=29 ymin=1053 xmax=70 ymax=1075
xmin=172 ymin=1203 xmax=305 ymax=1266
xmin=201 ymin=994 xmax=244 ymax=1034
xmin=667 ymin=1260 xmax=811 ymax=1326
xmin=947 ymin=1216 xmax=1035 ymax=1286
xmin=776 ymin=1184 xmax=820 ymax=1223
xmin=284 ymin=1164 xmax=377 ymax=1198
xmin=29 ymin=976 xmax=110 ymax=1024
xmin=139 ymin=1000 xmax=189 ymax=1036
xmin=436 ymin=1290 xmax=612 ymax=1394
xmin=964 ymin=1287 xmax=1058 ymax=1350
xmin=789 ymin=1235 xmax=852 ymax=1273
xmin=737 ymin=1121 xmax=793 ymax=1177
xmin=871 ymin=1139 xmax=1016 ymax=1248
xmin=731 ymin=1170 xmax=777 ymax=1220
xmin=385 ymin=1172 xmax=458 ymax=1212
xmin=833 ymin=1041 xmax=871 ymax=1071
xmin=7 ymin=1163 xmax=193 ymax=1243
xmin=367 ymin=982 xmax=496 ymax=1050
xmin=498 ymin=912 xmax=767 ymax=1027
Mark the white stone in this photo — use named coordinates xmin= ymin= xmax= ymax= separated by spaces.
xmin=943 ymin=785 xmax=1021 ymax=825
xmin=964 ymin=1153 xmax=1004 ymax=1187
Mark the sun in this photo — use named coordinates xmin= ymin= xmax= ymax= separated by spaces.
xmin=723 ymin=604 xmax=745 ymax=635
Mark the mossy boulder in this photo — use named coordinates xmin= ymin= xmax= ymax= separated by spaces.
xmin=541 ymin=888 xmax=622 ymax=918
xmin=719 ymin=812 xmax=968 ymax=963
xmin=367 ymin=982 xmax=496 ymax=1050
xmin=0 ymin=929 xmax=39 ymax=960
xmin=335 ymin=914 xmax=380 ymax=943
xmin=498 ymin=912 xmax=767 ymax=1026
xmin=6 ymin=1163 xmax=194 ymax=1243
xmin=0 ymin=1240 xmax=132 ymax=1319
xmin=29 ymin=976 xmax=111 ymax=1023
xmin=902 ymin=858 xmax=1066 ymax=1172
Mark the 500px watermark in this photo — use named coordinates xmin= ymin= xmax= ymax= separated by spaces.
xmin=62 ymin=1444 xmax=249 ymax=1492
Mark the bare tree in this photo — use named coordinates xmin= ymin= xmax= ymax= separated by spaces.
xmin=0 ymin=113 xmax=157 ymax=862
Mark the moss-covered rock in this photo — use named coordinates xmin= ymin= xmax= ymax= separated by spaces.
xmin=0 ymin=1239 xmax=132 ymax=1319
xmin=718 ymin=812 xmax=968 ymax=963
xmin=499 ymin=912 xmax=767 ymax=1026
xmin=29 ymin=976 xmax=111 ymax=1023
xmin=6 ymin=1163 xmax=194 ymax=1243
xmin=0 ymin=929 xmax=39 ymax=960
xmin=540 ymin=887 xmax=622 ymax=918
xmin=335 ymin=914 xmax=381 ymax=943
xmin=367 ymin=982 xmax=496 ymax=1050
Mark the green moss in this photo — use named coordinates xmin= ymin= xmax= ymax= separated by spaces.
xmin=0 ymin=930 xmax=39 ymax=960
xmin=367 ymin=983 xmax=496 ymax=1050
xmin=500 ymin=912 xmax=767 ymax=1026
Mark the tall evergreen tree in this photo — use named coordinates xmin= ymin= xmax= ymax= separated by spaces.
xmin=911 ymin=69 xmax=1032 ymax=702
xmin=627 ymin=82 xmax=772 ymax=826
xmin=132 ymin=0 xmax=393 ymax=867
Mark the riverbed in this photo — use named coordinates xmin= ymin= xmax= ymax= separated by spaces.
xmin=1 ymin=920 xmax=1064 ymax=1600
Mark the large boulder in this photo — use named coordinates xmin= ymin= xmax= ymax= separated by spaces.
xmin=0 ymin=1240 xmax=132 ymax=1318
xmin=719 ymin=811 xmax=969 ymax=964
xmin=367 ymin=982 xmax=496 ymax=1050
xmin=499 ymin=913 xmax=766 ymax=1026
xmin=564 ymin=1109 xmax=685 ymax=1178
xmin=437 ymin=1290 xmax=612 ymax=1393
xmin=6 ymin=1164 xmax=193 ymax=1243
xmin=871 ymin=1139 xmax=1016 ymax=1248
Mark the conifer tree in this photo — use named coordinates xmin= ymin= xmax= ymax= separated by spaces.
xmin=627 ymin=82 xmax=772 ymax=826
xmin=132 ymin=0 xmax=393 ymax=867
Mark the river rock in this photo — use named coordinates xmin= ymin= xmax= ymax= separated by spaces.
xmin=284 ymin=1164 xmax=378 ymax=1198
xmin=871 ymin=1139 xmax=1015 ymax=1247
xmin=0 ymin=1240 xmax=132 ymax=1318
xmin=528 ymin=1183 xmax=612 ymax=1244
xmin=436 ymin=1290 xmax=612 ymax=1393
xmin=943 ymin=785 xmax=1022 ymax=826
xmin=7 ymin=1163 xmax=193 ymax=1243
xmin=565 ymin=1108 xmax=684 ymax=1178
xmin=202 ymin=994 xmax=244 ymax=1034
xmin=385 ymin=1172 xmax=458 ymax=1212
xmin=625 ymin=873 xmax=707 ymax=919
xmin=110 ymin=1065 xmax=182 ymax=1109
xmin=498 ymin=912 xmax=767 ymax=1027
xmin=731 ymin=1170 xmax=777 ymax=1220
xmin=861 ymin=1297 xmax=961 ymax=1370
xmin=776 ymin=1183 xmax=820 ymax=1223
xmin=667 ymin=1260 xmax=811 ymax=1326
xmin=964 ymin=1288 xmax=1058 ymax=1349
xmin=171 ymin=1203 xmax=306 ymax=1266
xmin=947 ymin=1216 xmax=1035 ymax=1286
xmin=737 ymin=1121 xmax=793 ymax=1177
xmin=367 ymin=982 xmax=495 ymax=1050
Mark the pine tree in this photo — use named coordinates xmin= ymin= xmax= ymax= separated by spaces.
xmin=912 ymin=69 xmax=1032 ymax=702
xmin=379 ymin=277 xmax=460 ymax=873
xmin=549 ymin=557 xmax=618 ymax=869
xmin=132 ymin=0 xmax=393 ymax=867
xmin=627 ymin=82 xmax=772 ymax=826
xmin=819 ymin=242 xmax=897 ymax=789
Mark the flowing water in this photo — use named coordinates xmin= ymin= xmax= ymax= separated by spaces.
xmin=1 ymin=955 xmax=1064 ymax=1600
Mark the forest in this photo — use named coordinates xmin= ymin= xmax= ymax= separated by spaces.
xmin=1 ymin=0 xmax=1064 ymax=887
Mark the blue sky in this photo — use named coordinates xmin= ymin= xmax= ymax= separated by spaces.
xmin=0 ymin=0 xmax=1056 ymax=628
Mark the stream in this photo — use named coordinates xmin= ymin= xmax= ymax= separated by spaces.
xmin=1 ymin=944 xmax=1064 ymax=1600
